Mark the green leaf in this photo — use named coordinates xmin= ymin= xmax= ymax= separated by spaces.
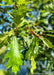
xmin=0 ymin=35 xmax=8 ymax=44
xmin=45 ymin=34 xmax=54 ymax=37
xmin=30 ymin=56 xmax=36 ymax=74
xmin=0 ymin=30 xmax=14 ymax=48
xmin=42 ymin=12 xmax=50 ymax=17
xmin=40 ymin=19 xmax=48 ymax=24
xmin=39 ymin=36 xmax=54 ymax=49
xmin=3 ymin=0 xmax=14 ymax=5
xmin=25 ymin=38 xmax=36 ymax=60
xmin=40 ymin=10 xmax=50 ymax=17
xmin=24 ymin=36 xmax=32 ymax=47
xmin=0 ymin=46 xmax=7 ymax=55
xmin=5 ymin=36 xmax=23 ymax=74
xmin=0 ymin=34 xmax=8 ymax=48
xmin=44 ymin=0 xmax=52 ymax=3
xmin=16 ymin=0 xmax=26 ymax=5
xmin=44 ymin=30 xmax=54 ymax=33
xmin=25 ymin=37 xmax=39 ymax=60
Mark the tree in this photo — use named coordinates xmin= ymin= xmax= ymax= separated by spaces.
xmin=0 ymin=0 xmax=54 ymax=74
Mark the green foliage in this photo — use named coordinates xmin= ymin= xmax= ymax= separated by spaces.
xmin=16 ymin=0 xmax=26 ymax=5
xmin=0 ymin=0 xmax=54 ymax=74
xmin=25 ymin=37 xmax=40 ymax=60
xmin=3 ymin=0 xmax=14 ymax=5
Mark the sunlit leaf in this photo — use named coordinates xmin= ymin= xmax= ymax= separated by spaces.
xmin=5 ymin=36 xmax=23 ymax=74
xmin=30 ymin=56 xmax=36 ymax=74
xmin=0 ymin=46 xmax=7 ymax=55
xmin=3 ymin=0 xmax=14 ymax=5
